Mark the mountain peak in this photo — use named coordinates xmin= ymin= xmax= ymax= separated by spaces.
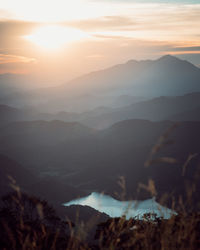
xmin=157 ymin=54 xmax=181 ymax=63
xmin=155 ymin=54 xmax=200 ymax=72
xmin=126 ymin=59 xmax=139 ymax=65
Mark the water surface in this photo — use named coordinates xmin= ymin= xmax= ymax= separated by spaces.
xmin=64 ymin=192 xmax=175 ymax=219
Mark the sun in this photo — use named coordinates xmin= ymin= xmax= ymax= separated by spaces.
xmin=24 ymin=25 xmax=89 ymax=50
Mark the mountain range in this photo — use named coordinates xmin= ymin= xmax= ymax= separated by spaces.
xmin=81 ymin=92 xmax=200 ymax=129
xmin=57 ymin=55 xmax=200 ymax=97
xmin=1 ymin=55 xmax=200 ymax=112
xmin=1 ymin=54 xmax=200 ymax=215
xmin=0 ymin=118 xmax=200 ymax=207
xmin=1 ymin=91 xmax=200 ymax=129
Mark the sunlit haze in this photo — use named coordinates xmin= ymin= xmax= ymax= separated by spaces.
xmin=24 ymin=25 xmax=90 ymax=50
xmin=0 ymin=0 xmax=200 ymax=85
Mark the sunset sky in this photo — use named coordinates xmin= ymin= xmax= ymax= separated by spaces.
xmin=0 ymin=0 xmax=200 ymax=85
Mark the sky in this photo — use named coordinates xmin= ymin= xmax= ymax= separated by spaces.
xmin=0 ymin=0 xmax=200 ymax=86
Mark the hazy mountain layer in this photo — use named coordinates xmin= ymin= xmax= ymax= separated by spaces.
xmin=1 ymin=91 xmax=200 ymax=130
xmin=1 ymin=55 xmax=200 ymax=112
xmin=81 ymin=92 xmax=200 ymax=129
xmin=0 ymin=119 xmax=200 ymax=207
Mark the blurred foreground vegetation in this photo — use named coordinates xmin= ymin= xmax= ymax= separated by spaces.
xmin=1 ymin=190 xmax=200 ymax=249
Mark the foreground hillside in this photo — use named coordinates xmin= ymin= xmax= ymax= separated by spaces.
xmin=0 ymin=119 xmax=200 ymax=210
xmin=1 ymin=191 xmax=200 ymax=249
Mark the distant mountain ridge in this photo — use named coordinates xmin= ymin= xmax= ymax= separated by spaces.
xmin=1 ymin=55 xmax=200 ymax=112
xmin=1 ymin=91 xmax=200 ymax=129
xmin=0 ymin=73 xmax=36 ymax=96
xmin=81 ymin=92 xmax=200 ymax=129
xmin=57 ymin=55 xmax=200 ymax=97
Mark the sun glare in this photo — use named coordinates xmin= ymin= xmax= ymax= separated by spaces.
xmin=24 ymin=25 xmax=89 ymax=50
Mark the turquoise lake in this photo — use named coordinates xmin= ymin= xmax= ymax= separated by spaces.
xmin=64 ymin=192 xmax=176 ymax=219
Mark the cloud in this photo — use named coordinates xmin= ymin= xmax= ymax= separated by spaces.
xmin=59 ymin=3 xmax=200 ymax=44
xmin=0 ymin=9 xmax=13 ymax=19
xmin=171 ymin=46 xmax=200 ymax=52
xmin=163 ymin=46 xmax=200 ymax=56
xmin=0 ymin=20 xmax=41 ymax=54
xmin=86 ymin=54 xmax=105 ymax=59
xmin=0 ymin=19 xmax=39 ymax=36
xmin=0 ymin=53 xmax=37 ymax=74
xmin=90 ymin=0 xmax=199 ymax=3
xmin=0 ymin=54 xmax=36 ymax=64
xmin=0 ymin=54 xmax=37 ymax=74
xmin=63 ymin=16 xmax=136 ymax=31
xmin=0 ymin=19 xmax=47 ymax=68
